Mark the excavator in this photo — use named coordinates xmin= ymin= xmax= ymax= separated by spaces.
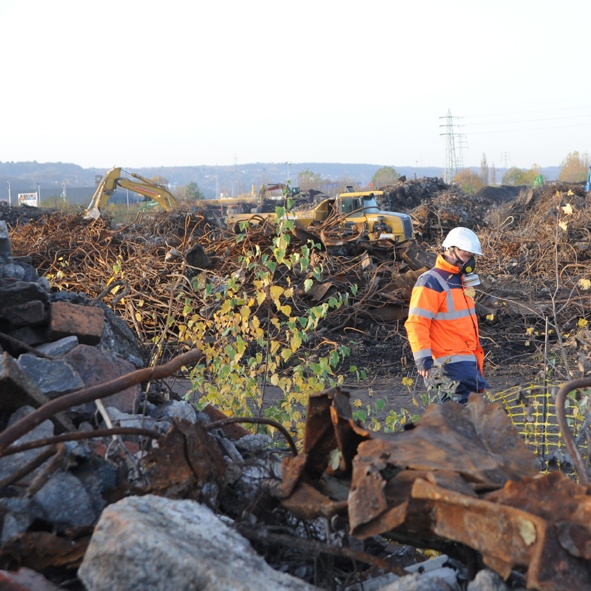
xmin=84 ymin=167 xmax=178 ymax=219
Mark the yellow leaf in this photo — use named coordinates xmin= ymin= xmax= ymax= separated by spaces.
xmin=256 ymin=291 xmax=266 ymax=305
xmin=270 ymin=340 xmax=281 ymax=355
xmin=270 ymin=373 xmax=279 ymax=386
xmin=353 ymin=398 xmax=362 ymax=408
xmin=280 ymin=305 xmax=292 ymax=317
xmin=270 ymin=285 xmax=284 ymax=301
xmin=290 ymin=333 xmax=302 ymax=352
xmin=562 ymin=203 xmax=573 ymax=215
xmin=486 ymin=314 xmax=495 ymax=321
xmin=526 ymin=327 xmax=535 ymax=335
xmin=135 ymin=312 xmax=142 ymax=322
xmin=578 ymin=278 xmax=591 ymax=291
xmin=283 ymin=287 xmax=294 ymax=298
xmin=558 ymin=221 xmax=568 ymax=232
xmin=578 ymin=318 xmax=588 ymax=328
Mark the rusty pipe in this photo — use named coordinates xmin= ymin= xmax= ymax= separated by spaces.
xmin=555 ymin=376 xmax=591 ymax=485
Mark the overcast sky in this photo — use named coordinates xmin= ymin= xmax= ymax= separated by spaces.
xmin=1 ymin=0 xmax=589 ymax=171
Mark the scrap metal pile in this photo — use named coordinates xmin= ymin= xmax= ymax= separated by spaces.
xmin=6 ymin=179 xmax=591 ymax=371
xmin=1 ymin=177 xmax=591 ymax=589
xmin=6 ymin=207 xmax=430 ymax=361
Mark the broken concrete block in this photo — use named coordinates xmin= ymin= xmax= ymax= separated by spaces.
xmin=0 ymin=353 xmax=75 ymax=433
xmin=17 ymin=354 xmax=85 ymax=398
xmin=9 ymin=326 xmax=48 ymax=349
xmin=47 ymin=301 xmax=104 ymax=346
xmin=0 ymin=280 xmax=49 ymax=308
xmin=0 ymin=353 xmax=57 ymax=413
xmin=35 ymin=335 xmax=79 ymax=357
xmin=33 ymin=470 xmax=99 ymax=529
xmin=0 ymin=567 xmax=63 ymax=591
xmin=1 ymin=300 xmax=47 ymax=328
xmin=62 ymin=345 xmax=140 ymax=415
xmin=78 ymin=495 xmax=317 ymax=591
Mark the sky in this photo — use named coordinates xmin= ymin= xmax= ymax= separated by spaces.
xmin=0 ymin=0 xmax=590 ymax=171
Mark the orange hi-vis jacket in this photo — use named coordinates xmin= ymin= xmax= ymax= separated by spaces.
xmin=405 ymin=254 xmax=485 ymax=375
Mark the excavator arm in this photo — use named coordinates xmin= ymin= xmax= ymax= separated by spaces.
xmin=85 ymin=167 xmax=178 ymax=219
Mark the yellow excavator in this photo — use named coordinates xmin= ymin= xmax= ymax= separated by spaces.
xmin=84 ymin=167 xmax=178 ymax=219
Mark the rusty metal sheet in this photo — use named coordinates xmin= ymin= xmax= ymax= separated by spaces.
xmin=413 ymin=477 xmax=591 ymax=591
xmin=484 ymin=471 xmax=591 ymax=590
xmin=484 ymin=470 xmax=591 ymax=525
xmin=279 ymin=480 xmax=348 ymax=521
xmin=0 ymin=531 xmax=90 ymax=570
xmin=366 ymin=394 xmax=540 ymax=488
xmin=141 ymin=419 xmax=225 ymax=501
xmin=411 ymin=478 xmax=541 ymax=579
xmin=349 ymin=467 xmax=479 ymax=540
xmin=300 ymin=389 xmax=370 ymax=480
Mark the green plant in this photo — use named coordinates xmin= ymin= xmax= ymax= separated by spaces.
xmin=177 ymin=205 xmax=355 ymax=445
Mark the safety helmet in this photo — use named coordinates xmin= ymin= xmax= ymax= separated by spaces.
xmin=442 ymin=227 xmax=482 ymax=256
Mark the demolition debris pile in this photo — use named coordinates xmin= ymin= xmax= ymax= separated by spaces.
xmin=0 ymin=177 xmax=591 ymax=590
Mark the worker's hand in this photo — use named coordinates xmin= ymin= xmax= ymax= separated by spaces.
xmin=418 ymin=368 xmax=430 ymax=379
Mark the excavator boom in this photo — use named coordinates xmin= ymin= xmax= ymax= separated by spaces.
xmin=85 ymin=167 xmax=178 ymax=219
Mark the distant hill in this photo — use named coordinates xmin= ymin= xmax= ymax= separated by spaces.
xmin=0 ymin=161 xmax=561 ymax=202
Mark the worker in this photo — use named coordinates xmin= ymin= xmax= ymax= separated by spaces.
xmin=405 ymin=227 xmax=489 ymax=404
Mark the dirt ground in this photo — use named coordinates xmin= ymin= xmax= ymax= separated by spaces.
xmin=166 ymin=325 xmax=542 ymax=432
xmin=336 ymin=330 xmax=543 ymax=425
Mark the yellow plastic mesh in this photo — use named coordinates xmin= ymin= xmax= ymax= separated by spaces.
xmin=487 ymin=382 xmax=590 ymax=477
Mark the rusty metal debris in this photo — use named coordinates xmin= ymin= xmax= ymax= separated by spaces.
xmin=7 ymin=212 xmax=428 ymax=360
xmin=276 ymin=388 xmax=591 ymax=590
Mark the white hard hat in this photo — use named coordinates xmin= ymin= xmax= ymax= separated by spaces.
xmin=442 ymin=227 xmax=482 ymax=256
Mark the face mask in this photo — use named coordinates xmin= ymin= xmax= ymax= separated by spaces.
xmin=451 ymin=249 xmax=476 ymax=275
xmin=460 ymin=256 xmax=476 ymax=275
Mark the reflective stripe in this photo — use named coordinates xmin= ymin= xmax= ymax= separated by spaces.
xmin=408 ymin=306 xmax=436 ymax=319
xmin=434 ymin=354 xmax=477 ymax=365
xmin=428 ymin=270 xmax=476 ymax=321
xmin=430 ymin=271 xmax=455 ymax=312
xmin=409 ymin=305 xmax=473 ymax=321
xmin=433 ymin=309 xmax=474 ymax=321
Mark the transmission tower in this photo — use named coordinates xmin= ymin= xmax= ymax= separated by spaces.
xmin=439 ymin=110 xmax=466 ymax=183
